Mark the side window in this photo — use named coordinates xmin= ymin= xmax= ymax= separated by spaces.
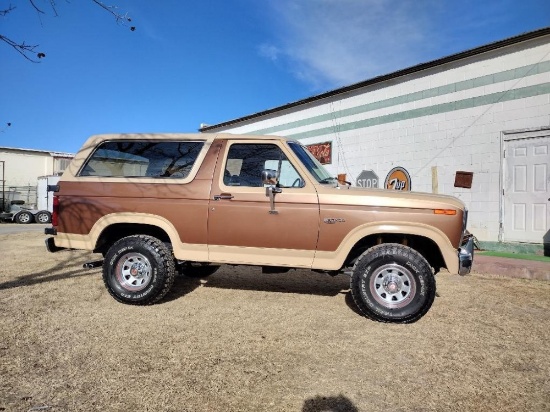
xmin=79 ymin=141 xmax=204 ymax=178
xmin=224 ymin=143 xmax=304 ymax=188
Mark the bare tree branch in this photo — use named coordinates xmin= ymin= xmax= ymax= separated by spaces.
xmin=1 ymin=0 xmax=135 ymax=62
xmin=28 ymin=0 xmax=46 ymax=14
xmin=48 ymin=0 xmax=59 ymax=18
xmin=0 ymin=34 xmax=43 ymax=62
xmin=91 ymin=0 xmax=135 ymax=30
xmin=0 ymin=4 xmax=16 ymax=17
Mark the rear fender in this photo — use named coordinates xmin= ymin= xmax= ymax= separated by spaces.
xmin=53 ymin=212 xmax=209 ymax=261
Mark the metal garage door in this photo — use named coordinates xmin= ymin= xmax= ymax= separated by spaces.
xmin=503 ymin=132 xmax=549 ymax=243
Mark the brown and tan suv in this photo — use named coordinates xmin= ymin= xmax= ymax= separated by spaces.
xmin=45 ymin=133 xmax=474 ymax=323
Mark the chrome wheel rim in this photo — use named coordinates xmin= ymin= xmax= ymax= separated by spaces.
xmin=115 ymin=252 xmax=152 ymax=291
xmin=36 ymin=213 xmax=49 ymax=223
xmin=18 ymin=213 xmax=31 ymax=223
xmin=369 ymin=263 xmax=416 ymax=309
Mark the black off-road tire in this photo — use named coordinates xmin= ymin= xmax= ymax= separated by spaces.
xmin=103 ymin=235 xmax=175 ymax=305
xmin=350 ymin=243 xmax=436 ymax=323
xmin=178 ymin=263 xmax=220 ymax=278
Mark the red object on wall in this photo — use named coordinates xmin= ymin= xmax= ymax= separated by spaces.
xmin=306 ymin=142 xmax=332 ymax=164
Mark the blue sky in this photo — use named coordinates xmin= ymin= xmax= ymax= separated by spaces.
xmin=1 ymin=0 xmax=549 ymax=153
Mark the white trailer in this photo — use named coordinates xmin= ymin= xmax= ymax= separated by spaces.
xmin=0 ymin=175 xmax=60 ymax=224
xmin=36 ymin=175 xmax=60 ymax=220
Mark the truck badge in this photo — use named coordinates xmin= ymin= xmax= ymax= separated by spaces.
xmin=324 ymin=218 xmax=346 ymax=224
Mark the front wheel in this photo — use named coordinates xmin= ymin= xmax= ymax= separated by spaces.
xmin=350 ymin=243 xmax=436 ymax=323
xmin=103 ymin=235 xmax=175 ymax=305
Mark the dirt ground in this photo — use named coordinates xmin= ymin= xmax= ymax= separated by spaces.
xmin=1 ymin=231 xmax=549 ymax=412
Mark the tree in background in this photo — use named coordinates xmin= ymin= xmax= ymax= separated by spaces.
xmin=0 ymin=0 xmax=135 ymax=62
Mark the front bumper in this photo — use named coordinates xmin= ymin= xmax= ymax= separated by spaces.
xmin=458 ymin=235 xmax=475 ymax=275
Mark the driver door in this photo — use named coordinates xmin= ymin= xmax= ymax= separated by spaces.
xmin=207 ymin=140 xmax=320 ymax=267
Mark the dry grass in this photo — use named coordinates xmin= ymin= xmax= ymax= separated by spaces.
xmin=1 ymin=231 xmax=549 ymax=412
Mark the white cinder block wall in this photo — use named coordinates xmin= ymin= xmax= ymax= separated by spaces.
xmin=0 ymin=150 xmax=54 ymax=186
xmin=203 ymin=31 xmax=550 ymax=244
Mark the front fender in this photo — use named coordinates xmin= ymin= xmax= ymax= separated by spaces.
xmin=312 ymin=221 xmax=459 ymax=274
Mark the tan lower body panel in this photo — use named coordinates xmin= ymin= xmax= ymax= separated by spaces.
xmin=53 ymin=233 xmax=313 ymax=268
xmin=53 ymin=232 xmax=209 ymax=262
xmin=207 ymin=245 xmax=314 ymax=267
xmin=54 ymin=233 xmax=95 ymax=251
xmin=313 ymin=248 xmax=459 ymax=274
xmin=54 ymin=216 xmax=459 ymax=274
xmin=54 ymin=232 xmax=458 ymax=274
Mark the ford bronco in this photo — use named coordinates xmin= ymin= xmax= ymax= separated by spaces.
xmin=45 ymin=133 xmax=474 ymax=323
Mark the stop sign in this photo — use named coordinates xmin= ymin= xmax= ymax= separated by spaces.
xmin=356 ymin=170 xmax=379 ymax=188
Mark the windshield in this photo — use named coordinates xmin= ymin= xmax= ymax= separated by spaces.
xmin=288 ymin=141 xmax=335 ymax=184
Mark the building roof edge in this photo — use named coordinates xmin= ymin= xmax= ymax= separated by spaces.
xmin=0 ymin=146 xmax=74 ymax=157
xmin=200 ymin=26 xmax=550 ymax=132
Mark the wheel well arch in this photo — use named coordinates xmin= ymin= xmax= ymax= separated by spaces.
xmin=344 ymin=233 xmax=446 ymax=272
xmin=94 ymin=223 xmax=171 ymax=255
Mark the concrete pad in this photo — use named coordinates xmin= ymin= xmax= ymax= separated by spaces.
xmin=473 ymin=254 xmax=550 ymax=281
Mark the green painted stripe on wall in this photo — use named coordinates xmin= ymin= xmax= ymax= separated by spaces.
xmin=285 ymin=82 xmax=550 ymax=140
xmin=246 ymin=60 xmax=550 ymax=136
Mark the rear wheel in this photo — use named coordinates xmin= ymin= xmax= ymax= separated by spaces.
xmin=35 ymin=210 xmax=52 ymax=223
xmin=103 ymin=235 xmax=175 ymax=305
xmin=15 ymin=211 xmax=33 ymax=224
xmin=350 ymin=243 xmax=436 ymax=323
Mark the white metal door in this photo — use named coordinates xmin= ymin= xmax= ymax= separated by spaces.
xmin=503 ymin=134 xmax=549 ymax=243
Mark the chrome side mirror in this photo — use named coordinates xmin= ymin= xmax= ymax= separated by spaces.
xmin=262 ymin=169 xmax=282 ymax=214
xmin=261 ymin=169 xmax=278 ymax=185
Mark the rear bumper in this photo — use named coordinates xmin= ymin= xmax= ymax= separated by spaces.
xmin=458 ymin=236 xmax=475 ymax=275
xmin=45 ymin=227 xmax=57 ymax=235
xmin=45 ymin=236 xmax=65 ymax=253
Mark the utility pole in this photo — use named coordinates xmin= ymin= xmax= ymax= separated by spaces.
xmin=0 ymin=160 xmax=5 ymax=212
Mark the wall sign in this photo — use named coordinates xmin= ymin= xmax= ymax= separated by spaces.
xmin=454 ymin=171 xmax=473 ymax=188
xmin=384 ymin=166 xmax=411 ymax=191
xmin=356 ymin=170 xmax=379 ymax=188
xmin=306 ymin=141 xmax=332 ymax=164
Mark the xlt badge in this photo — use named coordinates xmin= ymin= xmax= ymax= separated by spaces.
xmin=324 ymin=218 xmax=346 ymax=224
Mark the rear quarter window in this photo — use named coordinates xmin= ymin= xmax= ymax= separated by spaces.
xmin=79 ymin=141 xmax=205 ymax=178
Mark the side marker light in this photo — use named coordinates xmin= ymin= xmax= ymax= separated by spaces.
xmin=434 ymin=209 xmax=457 ymax=215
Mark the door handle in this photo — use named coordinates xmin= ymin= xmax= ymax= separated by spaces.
xmin=213 ymin=193 xmax=234 ymax=201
